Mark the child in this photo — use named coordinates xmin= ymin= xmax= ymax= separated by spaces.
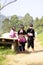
xmin=27 ymin=23 xmax=35 ymax=52
xmin=18 ymin=24 xmax=26 ymax=52
xmin=9 ymin=26 xmax=18 ymax=39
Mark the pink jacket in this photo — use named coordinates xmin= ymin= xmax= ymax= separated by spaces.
xmin=9 ymin=29 xmax=16 ymax=38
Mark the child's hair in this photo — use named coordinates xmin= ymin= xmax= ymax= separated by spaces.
xmin=12 ymin=26 xmax=15 ymax=31
xmin=20 ymin=24 xmax=24 ymax=29
xmin=29 ymin=23 xmax=33 ymax=27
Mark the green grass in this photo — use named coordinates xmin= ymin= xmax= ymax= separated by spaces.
xmin=0 ymin=47 xmax=16 ymax=55
xmin=0 ymin=55 xmax=6 ymax=65
xmin=37 ymin=33 xmax=43 ymax=46
xmin=0 ymin=47 xmax=16 ymax=65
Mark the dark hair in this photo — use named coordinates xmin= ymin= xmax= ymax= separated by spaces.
xmin=29 ymin=23 xmax=33 ymax=27
xmin=20 ymin=24 xmax=24 ymax=29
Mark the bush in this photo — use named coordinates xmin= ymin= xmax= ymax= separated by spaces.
xmin=37 ymin=33 xmax=43 ymax=46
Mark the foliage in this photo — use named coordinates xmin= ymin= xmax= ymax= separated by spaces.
xmin=10 ymin=15 xmax=19 ymax=30
xmin=0 ymin=55 xmax=6 ymax=65
xmin=21 ymin=13 xmax=34 ymax=30
xmin=1 ymin=14 xmax=43 ymax=34
xmin=34 ymin=17 xmax=43 ymax=34
xmin=2 ymin=18 xmax=10 ymax=33
xmin=0 ymin=47 xmax=16 ymax=65
xmin=37 ymin=33 xmax=43 ymax=46
xmin=0 ymin=47 xmax=15 ymax=55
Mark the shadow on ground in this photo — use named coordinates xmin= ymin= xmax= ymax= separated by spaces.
xmin=17 ymin=49 xmax=43 ymax=54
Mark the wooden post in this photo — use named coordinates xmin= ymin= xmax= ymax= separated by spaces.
xmin=11 ymin=43 xmax=15 ymax=50
xmin=14 ymin=40 xmax=19 ymax=52
xmin=11 ymin=40 xmax=18 ymax=52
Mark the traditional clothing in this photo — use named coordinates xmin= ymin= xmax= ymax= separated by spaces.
xmin=18 ymin=29 xmax=26 ymax=51
xmin=27 ymin=27 xmax=35 ymax=49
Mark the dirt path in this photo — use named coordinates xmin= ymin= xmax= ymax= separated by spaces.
xmin=6 ymin=37 xmax=43 ymax=65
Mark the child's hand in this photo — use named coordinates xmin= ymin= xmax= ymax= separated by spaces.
xmin=18 ymin=43 xmax=21 ymax=46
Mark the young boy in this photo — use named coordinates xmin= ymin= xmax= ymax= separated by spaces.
xmin=27 ymin=23 xmax=35 ymax=52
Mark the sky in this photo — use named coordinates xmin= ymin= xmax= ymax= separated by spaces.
xmin=0 ymin=0 xmax=43 ymax=19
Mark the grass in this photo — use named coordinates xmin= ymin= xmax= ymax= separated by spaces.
xmin=0 ymin=55 xmax=6 ymax=65
xmin=0 ymin=47 xmax=16 ymax=55
xmin=37 ymin=33 xmax=43 ymax=46
xmin=0 ymin=47 xmax=16 ymax=65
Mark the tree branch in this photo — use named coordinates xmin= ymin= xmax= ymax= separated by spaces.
xmin=0 ymin=0 xmax=17 ymax=10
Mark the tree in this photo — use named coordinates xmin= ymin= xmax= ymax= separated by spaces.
xmin=40 ymin=16 xmax=43 ymax=26
xmin=34 ymin=17 xmax=43 ymax=34
xmin=34 ymin=17 xmax=40 ymax=28
xmin=2 ymin=18 xmax=10 ymax=33
xmin=10 ymin=15 xmax=18 ymax=26
xmin=21 ymin=13 xmax=33 ymax=29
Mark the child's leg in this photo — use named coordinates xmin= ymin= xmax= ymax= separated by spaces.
xmin=27 ymin=39 xmax=31 ymax=49
xmin=32 ymin=48 xmax=34 ymax=52
xmin=19 ymin=46 xmax=22 ymax=51
xmin=31 ymin=40 xmax=34 ymax=52
xmin=22 ymin=42 xmax=25 ymax=51
xmin=18 ymin=42 xmax=22 ymax=52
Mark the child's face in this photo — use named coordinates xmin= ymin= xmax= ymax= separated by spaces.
xmin=20 ymin=27 xmax=24 ymax=30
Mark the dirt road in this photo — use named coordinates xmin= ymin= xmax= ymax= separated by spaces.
xmin=6 ymin=37 xmax=43 ymax=65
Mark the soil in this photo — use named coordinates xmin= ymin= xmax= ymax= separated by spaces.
xmin=5 ymin=37 xmax=43 ymax=65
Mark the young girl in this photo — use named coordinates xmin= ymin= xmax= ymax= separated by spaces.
xmin=18 ymin=24 xmax=26 ymax=52
xmin=27 ymin=23 xmax=35 ymax=52
xmin=9 ymin=26 xmax=18 ymax=38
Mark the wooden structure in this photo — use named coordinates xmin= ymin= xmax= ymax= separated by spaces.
xmin=0 ymin=37 xmax=18 ymax=52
